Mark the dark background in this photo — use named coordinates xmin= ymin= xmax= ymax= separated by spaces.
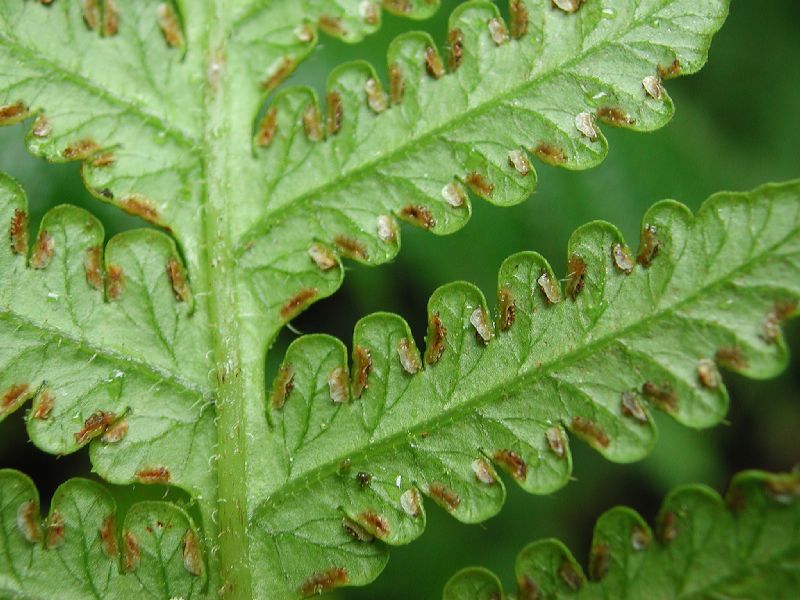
xmin=0 ymin=1 xmax=797 ymax=598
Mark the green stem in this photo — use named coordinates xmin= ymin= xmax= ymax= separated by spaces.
xmin=202 ymin=6 xmax=253 ymax=598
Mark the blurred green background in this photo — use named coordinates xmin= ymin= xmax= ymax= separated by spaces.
xmin=1 ymin=1 xmax=798 ymax=598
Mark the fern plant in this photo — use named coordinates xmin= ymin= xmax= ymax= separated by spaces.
xmin=0 ymin=0 xmax=797 ymax=598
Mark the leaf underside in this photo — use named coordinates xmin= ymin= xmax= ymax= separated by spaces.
xmin=0 ymin=0 xmax=768 ymax=598
xmin=442 ymin=470 xmax=800 ymax=599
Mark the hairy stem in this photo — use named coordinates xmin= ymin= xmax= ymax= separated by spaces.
xmin=203 ymin=6 xmax=253 ymax=598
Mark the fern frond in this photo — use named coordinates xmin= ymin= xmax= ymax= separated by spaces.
xmin=0 ymin=174 xmax=215 ymax=498
xmin=240 ymin=0 xmax=729 ymax=328
xmin=0 ymin=469 xmax=206 ymax=599
xmin=253 ymin=181 xmax=799 ymax=596
xmin=443 ymin=470 xmax=800 ymax=599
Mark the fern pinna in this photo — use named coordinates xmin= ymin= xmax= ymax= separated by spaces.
xmin=2 ymin=1 xmax=797 ymax=599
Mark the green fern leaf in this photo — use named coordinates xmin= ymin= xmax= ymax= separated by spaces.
xmin=0 ymin=469 xmax=206 ymax=599
xmin=0 ymin=0 xmax=742 ymax=598
xmin=252 ymin=180 xmax=800 ymax=596
xmin=442 ymin=470 xmax=800 ymax=599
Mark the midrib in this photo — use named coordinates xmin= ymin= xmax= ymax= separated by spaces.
xmin=201 ymin=4 xmax=255 ymax=599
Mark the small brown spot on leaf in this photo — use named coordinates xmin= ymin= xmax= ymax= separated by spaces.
xmin=183 ymin=529 xmax=203 ymax=576
xmin=764 ymin=477 xmax=800 ymax=504
xmin=280 ymin=287 xmax=318 ymax=320
xmin=342 ymin=517 xmax=373 ymax=542
xmin=157 ymin=3 xmax=184 ymax=48
xmin=9 ymin=209 xmax=28 ymax=256
xmin=300 ymin=567 xmax=349 ymax=596
xmin=441 ymin=180 xmax=467 ymax=208
xmin=2 ymin=383 xmax=30 ymax=413
xmin=545 ymin=426 xmax=566 ymax=458
xmin=256 ymin=108 xmax=278 ymax=147
xmin=82 ymin=0 xmax=100 ymax=29
xmin=466 ymin=172 xmax=494 ymax=198
xmin=428 ymin=482 xmax=460 ymax=511
xmin=46 ymin=511 xmax=65 ymax=549
xmin=359 ymin=1 xmax=380 ymax=25
xmin=696 ymin=358 xmax=720 ymax=389
xmin=761 ymin=301 xmax=797 ymax=344
xmin=488 ymin=18 xmax=509 ymax=45
xmin=334 ymin=235 xmax=369 ymax=261
xmin=262 ymin=56 xmax=296 ymax=92
xmin=328 ymin=367 xmax=349 ymax=404
xmin=400 ymin=204 xmax=436 ymax=230
xmin=400 ymin=487 xmax=422 ymax=517
xmin=101 ymin=419 xmax=128 ymax=443
xmin=308 ymin=243 xmax=337 ymax=270
xmin=364 ymin=78 xmax=388 ymax=113
xmin=641 ymin=381 xmax=678 ymax=413
xmin=63 ymin=139 xmax=100 ymax=160
xmin=470 ymin=307 xmax=493 ymax=344
xmin=589 ymin=543 xmax=610 ymax=581
xmin=303 ymin=104 xmax=323 ymax=141
xmin=106 ymin=264 xmax=124 ymax=300
xmin=630 ymin=524 xmax=651 ymax=550
xmin=620 ymin=391 xmax=648 ymax=424
xmin=448 ymin=28 xmax=464 ymax=71
xmin=575 ymin=111 xmax=597 ymax=140
xmin=517 ymin=574 xmax=541 ymax=600
xmin=32 ymin=115 xmax=52 ymax=138
xmin=558 ymin=559 xmax=585 ymax=590
xmin=471 ymin=458 xmax=496 ymax=485
xmin=510 ymin=0 xmax=529 ymax=38
xmin=166 ymin=257 xmax=191 ymax=302
xmin=356 ymin=471 xmax=372 ymax=489
xmin=327 ymin=91 xmax=343 ymax=135
xmin=120 ymin=194 xmax=160 ymax=223
xmin=0 ymin=101 xmax=27 ymax=125
xmin=425 ymin=312 xmax=446 ymax=365
xmin=99 ymin=515 xmax=118 ymax=556
xmin=123 ymin=530 xmax=140 ymax=571
xmin=425 ymin=46 xmax=444 ymax=79
xmin=642 ymin=75 xmax=663 ymax=100
xmin=715 ymin=347 xmax=749 ymax=371
xmin=497 ymin=285 xmax=516 ymax=331
xmin=83 ymin=246 xmax=103 ymax=289
xmin=597 ymin=106 xmax=635 ymax=127
xmin=16 ymin=500 xmax=42 ymax=543
xmin=270 ymin=364 xmax=294 ymax=410
xmin=571 ymin=416 xmax=610 ymax=449
xmin=352 ymin=345 xmax=372 ymax=399
xmin=136 ymin=466 xmax=171 ymax=484
xmin=397 ymin=338 xmax=421 ymax=374
xmin=389 ymin=62 xmax=405 ymax=104
xmin=102 ymin=0 xmax=120 ymax=36
xmin=658 ymin=59 xmax=681 ymax=80
xmin=611 ymin=242 xmax=635 ymax=274
xmin=338 ymin=458 xmax=351 ymax=474
xmin=357 ymin=510 xmax=389 ymax=538
xmin=658 ymin=510 xmax=679 ymax=543
xmin=493 ymin=449 xmax=527 ymax=481
xmin=537 ymin=271 xmax=561 ymax=304
xmin=552 ymin=0 xmax=585 ymax=13
xmin=31 ymin=230 xmax=54 ymax=269
xmin=376 ymin=215 xmax=398 ymax=243
xmin=384 ymin=0 xmax=413 ymax=14
xmin=75 ymin=410 xmax=116 ymax=444
xmin=533 ymin=143 xmax=567 ymax=165
xmin=318 ymin=14 xmax=345 ymax=37
xmin=566 ymin=254 xmax=587 ymax=300
xmin=637 ymin=224 xmax=660 ymax=266
xmin=508 ymin=149 xmax=531 ymax=176
xmin=32 ymin=388 xmax=55 ymax=420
